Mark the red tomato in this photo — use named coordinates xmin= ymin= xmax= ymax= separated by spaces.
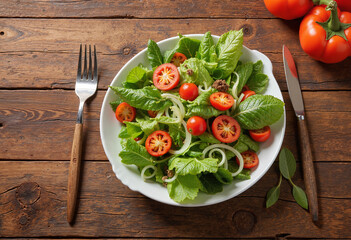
xmin=186 ymin=116 xmax=207 ymax=136
xmin=148 ymin=110 xmax=158 ymax=118
xmin=134 ymin=137 xmax=142 ymax=141
xmin=212 ymin=115 xmax=241 ymax=143
xmin=263 ymin=0 xmax=313 ymax=20
xmin=242 ymin=85 xmax=250 ymax=92
xmin=153 ymin=63 xmax=180 ymax=91
xmin=335 ymin=0 xmax=351 ymax=12
xmin=115 ymin=102 xmax=136 ymax=123
xmin=249 ymin=126 xmax=271 ymax=142
xmin=210 ymin=92 xmax=235 ymax=111
xmin=170 ymin=52 xmax=187 ymax=67
xmin=299 ymin=2 xmax=351 ymax=63
xmin=179 ymin=83 xmax=199 ymax=101
xmin=241 ymin=90 xmax=256 ymax=102
xmin=236 ymin=151 xmax=259 ymax=169
xmin=145 ymin=130 xmax=172 ymax=157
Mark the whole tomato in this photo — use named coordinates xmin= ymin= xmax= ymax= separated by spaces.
xmin=299 ymin=1 xmax=351 ymax=63
xmin=263 ymin=0 xmax=314 ymax=20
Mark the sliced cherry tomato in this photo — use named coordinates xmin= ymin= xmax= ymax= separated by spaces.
xmin=148 ymin=110 xmax=158 ymax=118
xmin=249 ymin=126 xmax=271 ymax=142
xmin=212 ymin=115 xmax=240 ymax=143
xmin=210 ymin=92 xmax=235 ymax=111
xmin=153 ymin=63 xmax=180 ymax=91
xmin=236 ymin=151 xmax=259 ymax=169
xmin=179 ymin=83 xmax=199 ymax=101
xmin=134 ymin=137 xmax=142 ymax=141
xmin=145 ymin=130 xmax=172 ymax=157
xmin=115 ymin=102 xmax=136 ymax=123
xmin=241 ymin=90 xmax=256 ymax=102
xmin=187 ymin=116 xmax=207 ymax=136
xmin=170 ymin=52 xmax=187 ymax=67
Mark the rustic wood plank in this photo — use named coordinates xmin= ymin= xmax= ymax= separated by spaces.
xmin=0 ymin=0 xmax=271 ymax=19
xmin=0 ymin=161 xmax=350 ymax=238
xmin=1 ymin=90 xmax=351 ymax=161
xmin=1 ymin=19 xmax=350 ymax=90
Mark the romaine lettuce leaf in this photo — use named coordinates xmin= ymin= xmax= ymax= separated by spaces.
xmin=179 ymin=58 xmax=214 ymax=87
xmin=167 ymin=175 xmax=201 ymax=202
xmin=164 ymin=35 xmax=201 ymax=63
xmin=125 ymin=121 xmax=143 ymax=139
xmin=228 ymin=160 xmax=251 ymax=180
xmin=168 ymin=123 xmax=185 ymax=147
xmin=119 ymin=138 xmax=155 ymax=168
xmin=232 ymin=62 xmax=253 ymax=96
xmin=213 ymin=30 xmax=243 ymax=79
xmin=247 ymin=73 xmax=269 ymax=94
xmin=186 ymin=104 xmax=223 ymax=119
xmin=198 ymin=132 xmax=221 ymax=144
xmin=197 ymin=31 xmax=216 ymax=62
xmin=234 ymin=95 xmax=284 ymax=130
xmin=147 ymin=39 xmax=163 ymax=68
xmin=169 ymin=157 xmax=218 ymax=175
xmin=214 ymin=167 xmax=233 ymax=184
xmin=122 ymin=64 xmax=153 ymax=89
xmin=135 ymin=118 xmax=159 ymax=135
xmin=238 ymin=134 xmax=259 ymax=152
xmin=110 ymin=86 xmax=172 ymax=111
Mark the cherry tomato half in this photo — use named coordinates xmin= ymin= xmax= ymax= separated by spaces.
xmin=236 ymin=151 xmax=259 ymax=169
xmin=187 ymin=116 xmax=207 ymax=136
xmin=153 ymin=63 xmax=180 ymax=91
xmin=170 ymin=52 xmax=187 ymax=67
xmin=115 ymin=102 xmax=136 ymax=123
xmin=249 ymin=126 xmax=271 ymax=142
xmin=210 ymin=92 xmax=235 ymax=111
xmin=241 ymin=90 xmax=256 ymax=102
xmin=148 ymin=110 xmax=158 ymax=118
xmin=145 ymin=130 xmax=172 ymax=157
xmin=242 ymin=85 xmax=250 ymax=92
xmin=212 ymin=115 xmax=241 ymax=143
xmin=179 ymin=83 xmax=199 ymax=101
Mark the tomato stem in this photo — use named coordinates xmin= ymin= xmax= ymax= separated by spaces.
xmin=312 ymin=0 xmax=333 ymax=6
xmin=326 ymin=1 xmax=341 ymax=32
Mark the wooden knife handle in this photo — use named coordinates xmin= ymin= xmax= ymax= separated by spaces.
xmin=67 ymin=123 xmax=83 ymax=224
xmin=297 ymin=118 xmax=318 ymax=222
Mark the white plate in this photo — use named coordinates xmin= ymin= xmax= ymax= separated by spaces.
xmin=100 ymin=34 xmax=286 ymax=206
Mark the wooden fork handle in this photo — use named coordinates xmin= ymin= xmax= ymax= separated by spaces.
xmin=67 ymin=123 xmax=83 ymax=224
xmin=297 ymin=118 xmax=318 ymax=222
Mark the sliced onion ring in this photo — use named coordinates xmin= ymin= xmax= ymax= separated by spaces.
xmin=140 ymin=165 xmax=157 ymax=180
xmin=208 ymin=148 xmax=227 ymax=168
xmin=203 ymin=144 xmax=243 ymax=177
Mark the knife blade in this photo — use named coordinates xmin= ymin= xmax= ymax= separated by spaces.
xmin=283 ymin=45 xmax=319 ymax=222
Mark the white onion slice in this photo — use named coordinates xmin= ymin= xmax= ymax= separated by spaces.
xmin=164 ymin=173 xmax=178 ymax=183
xmin=209 ymin=148 xmax=227 ymax=168
xmin=136 ymin=134 xmax=147 ymax=145
xmin=237 ymin=93 xmax=244 ymax=105
xmin=156 ymin=109 xmax=165 ymax=118
xmin=161 ymin=93 xmax=185 ymax=118
xmin=198 ymin=82 xmax=212 ymax=93
xmin=202 ymin=144 xmax=243 ymax=177
xmin=170 ymin=106 xmax=182 ymax=123
xmin=169 ymin=120 xmax=191 ymax=155
xmin=232 ymin=71 xmax=240 ymax=99
xmin=140 ymin=165 xmax=157 ymax=180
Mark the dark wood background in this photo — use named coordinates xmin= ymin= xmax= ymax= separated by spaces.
xmin=1 ymin=0 xmax=351 ymax=238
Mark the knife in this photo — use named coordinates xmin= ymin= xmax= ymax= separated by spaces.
xmin=282 ymin=45 xmax=318 ymax=222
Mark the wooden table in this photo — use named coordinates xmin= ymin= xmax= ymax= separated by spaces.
xmin=1 ymin=0 xmax=350 ymax=238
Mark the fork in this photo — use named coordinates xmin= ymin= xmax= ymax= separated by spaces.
xmin=67 ymin=44 xmax=98 ymax=224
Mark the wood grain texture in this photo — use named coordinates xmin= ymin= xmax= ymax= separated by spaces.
xmin=298 ymin=119 xmax=318 ymax=222
xmin=1 ymin=19 xmax=351 ymax=90
xmin=0 ymin=160 xmax=350 ymax=238
xmin=67 ymin=123 xmax=83 ymax=224
xmin=0 ymin=0 xmax=270 ymax=19
xmin=1 ymin=90 xmax=351 ymax=161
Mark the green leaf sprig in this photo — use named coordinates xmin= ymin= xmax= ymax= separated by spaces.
xmin=266 ymin=148 xmax=309 ymax=210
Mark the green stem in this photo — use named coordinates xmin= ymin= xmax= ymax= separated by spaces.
xmin=277 ymin=174 xmax=282 ymax=187
xmin=288 ymin=177 xmax=295 ymax=187
xmin=326 ymin=1 xmax=341 ymax=31
xmin=313 ymin=0 xmax=333 ymax=6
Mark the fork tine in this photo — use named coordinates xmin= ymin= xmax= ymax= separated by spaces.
xmin=93 ymin=45 xmax=98 ymax=82
xmin=88 ymin=45 xmax=92 ymax=81
xmin=76 ymin=44 xmax=82 ymax=80
xmin=83 ymin=45 xmax=87 ymax=81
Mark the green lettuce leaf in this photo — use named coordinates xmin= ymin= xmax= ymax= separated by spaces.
xmin=198 ymin=132 xmax=221 ymax=144
xmin=232 ymin=62 xmax=253 ymax=96
xmin=164 ymin=35 xmax=201 ymax=62
xmin=186 ymin=104 xmax=223 ymax=119
xmin=118 ymin=126 xmax=130 ymax=138
xmin=110 ymin=86 xmax=172 ymax=111
xmin=125 ymin=121 xmax=143 ymax=139
xmin=238 ymin=134 xmax=259 ymax=152
xmin=213 ymin=30 xmax=243 ymax=79
xmin=135 ymin=118 xmax=159 ymax=135
xmin=197 ymin=31 xmax=216 ymax=62
xmin=147 ymin=39 xmax=163 ymax=68
xmin=199 ymin=173 xmax=223 ymax=194
xmin=233 ymin=140 xmax=249 ymax=153
xmin=119 ymin=138 xmax=155 ymax=168
xmin=247 ymin=73 xmax=269 ymax=94
xmin=228 ymin=160 xmax=251 ymax=180
xmin=168 ymin=123 xmax=185 ymax=147
xmin=234 ymin=94 xmax=284 ymax=130
xmin=110 ymin=99 xmax=122 ymax=112
xmin=169 ymin=157 xmax=218 ymax=175
xmin=167 ymin=175 xmax=201 ymax=202
xmin=179 ymin=58 xmax=214 ymax=87
xmin=214 ymin=167 xmax=233 ymax=184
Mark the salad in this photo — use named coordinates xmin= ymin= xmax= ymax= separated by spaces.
xmin=109 ymin=30 xmax=284 ymax=203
